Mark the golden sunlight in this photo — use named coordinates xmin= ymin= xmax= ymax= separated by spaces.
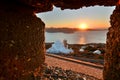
xmin=78 ymin=23 xmax=88 ymax=30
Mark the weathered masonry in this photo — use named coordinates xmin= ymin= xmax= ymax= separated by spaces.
xmin=0 ymin=0 xmax=120 ymax=80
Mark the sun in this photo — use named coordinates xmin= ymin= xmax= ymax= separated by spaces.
xmin=78 ymin=23 xmax=88 ymax=30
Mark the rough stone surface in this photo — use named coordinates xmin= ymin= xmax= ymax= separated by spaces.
xmin=0 ymin=0 xmax=120 ymax=80
xmin=52 ymin=0 xmax=118 ymax=10
xmin=1 ymin=0 xmax=118 ymax=13
xmin=1 ymin=0 xmax=53 ymax=13
xmin=104 ymin=4 xmax=120 ymax=80
xmin=42 ymin=66 xmax=99 ymax=80
xmin=0 ymin=4 xmax=45 ymax=80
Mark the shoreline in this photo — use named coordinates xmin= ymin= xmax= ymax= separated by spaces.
xmin=45 ymin=42 xmax=105 ymax=65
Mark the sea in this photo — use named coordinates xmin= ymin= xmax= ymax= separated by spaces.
xmin=45 ymin=30 xmax=108 ymax=44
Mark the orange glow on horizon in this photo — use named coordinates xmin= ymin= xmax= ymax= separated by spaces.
xmin=78 ymin=23 xmax=88 ymax=30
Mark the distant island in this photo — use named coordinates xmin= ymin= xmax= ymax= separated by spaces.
xmin=46 ymin=28 xmax=108 ymax=33
xmin=46 ymin=28 xmax=78 ymax=33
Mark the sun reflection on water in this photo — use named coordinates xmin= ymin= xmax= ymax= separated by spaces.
xmin=79 ymin=35 xmax=86 ymax=44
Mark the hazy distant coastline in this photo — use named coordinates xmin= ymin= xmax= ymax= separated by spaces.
xmin=46 ymin=28 xmax=108 ymax=33
xmin=46 ymin=28 xmax=78 ymax=33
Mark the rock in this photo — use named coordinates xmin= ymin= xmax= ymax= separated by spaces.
xmin=81 ymin=46 xmax=87 ymax=49
xmin=79 ymin=48 xmax=85 ymax=52
xmin=93 ymin=50 xmax=101 ymax=54
xmin=104 ymin=5 xmax=120 ymax=80
xmin=0 ymin=4 xmax=45 ymax=79
xmin=42 ymin=66 xmax=99 ymax=80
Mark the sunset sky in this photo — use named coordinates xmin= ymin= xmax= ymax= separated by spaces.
xmin=36 ymin=6 xmax=115 ymax=29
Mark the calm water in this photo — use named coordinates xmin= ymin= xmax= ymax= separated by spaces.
xmin=45 ymin=30 xmax=108 ymax=44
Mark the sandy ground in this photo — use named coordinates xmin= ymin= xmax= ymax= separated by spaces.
xmin=45 ymin=55 xmax=103 ymax=80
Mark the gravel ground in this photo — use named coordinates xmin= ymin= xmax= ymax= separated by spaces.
xmin=41 ymin=66 xmax=100 ymax=80
xmin=45 ymin=55 xmax=103 ymax=80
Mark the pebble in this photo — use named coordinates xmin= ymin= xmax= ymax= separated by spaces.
xmin=40 ymin=66 xmax=101 ymax=80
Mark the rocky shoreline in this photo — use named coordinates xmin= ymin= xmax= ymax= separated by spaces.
xmin=46 ymin=43 xmax=105 ymax=65
xmin=40 ymin=65 xmax=101 ymax=80
xmin=44 ymin=43 xmax=104 ymax=80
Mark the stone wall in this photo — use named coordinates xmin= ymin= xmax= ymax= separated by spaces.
xmin=1 ymin=0 xmax=118 ymax=13
xmin=52 ymin=0 xmax=118 ymax=10
xmin=104 ymin=4 xmax=120 ymax=80
xmin=0 ymin=0 xmax=120 ymax=80
xmin=0 ymin=4 xmax=45 ymax=80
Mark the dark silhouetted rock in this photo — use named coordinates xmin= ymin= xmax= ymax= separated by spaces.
xmin=104 ymin=4 xmax=120 ymax=80
xmin=0 ymin=3 xmax=45 ymax=80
